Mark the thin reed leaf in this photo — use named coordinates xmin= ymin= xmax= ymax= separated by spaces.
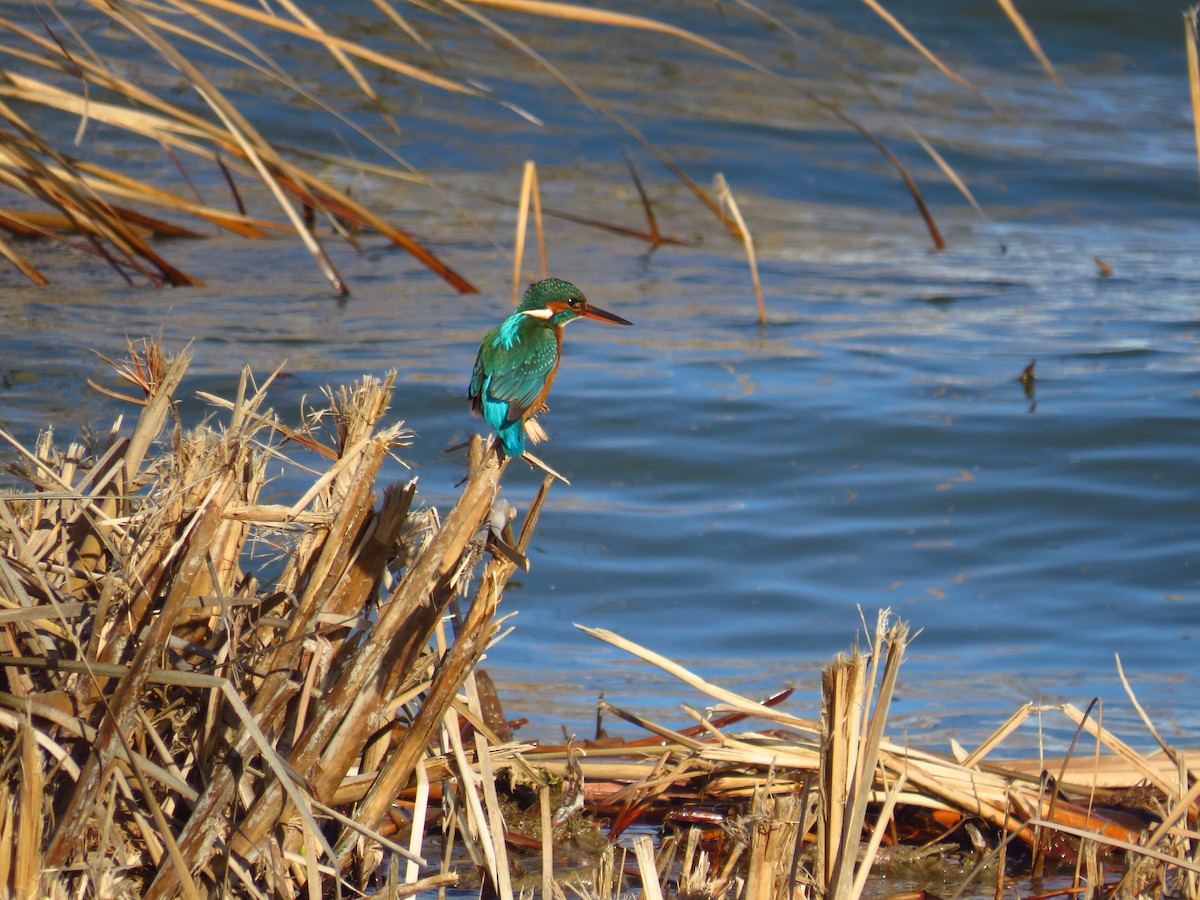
xmin=0 ymin=232 xmax=47 ymax=285
xmin=995 ymin=0 xmax=1065 ymax=90
xmin=155 ymin=0 xmax=482 ymax=96
xmin=859 ymin=0 xmax=987 ymax=99
xmin=576 ymin=625 xmax=820 ymax=733
xmin=1115 ymin=654 xmax=1195 ymax=778
xmin=1187 ymin=9 xmax=1200 ymax=187
xmin=714 ymin=173 xmax=766 ymax=325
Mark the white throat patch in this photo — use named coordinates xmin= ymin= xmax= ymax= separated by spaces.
xmin=520 ymin=308 xmax=555 ymax=319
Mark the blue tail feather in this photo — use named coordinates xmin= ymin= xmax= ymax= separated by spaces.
xmin=481 ymin=389 xmax=525 ymax=457
xmin=496 ymin=419 xmax=525 ymax=457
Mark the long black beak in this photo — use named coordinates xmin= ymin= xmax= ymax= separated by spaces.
xmin=580 ymin=304 xmax=633 ymax=326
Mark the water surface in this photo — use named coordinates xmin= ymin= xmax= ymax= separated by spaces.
xmin=1 ymin=0 xmax=1197 ymax=757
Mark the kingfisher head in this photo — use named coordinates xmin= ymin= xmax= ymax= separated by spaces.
xmin=517 ymin=278 xmax=634 ymax=328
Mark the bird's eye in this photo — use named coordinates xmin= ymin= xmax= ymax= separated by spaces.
xmin=568 ymin=297 xmax=582 ymax=308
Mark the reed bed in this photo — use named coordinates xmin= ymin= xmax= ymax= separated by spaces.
xmin=0 ymin=337 xmax=549 ymax=896
xmin=2 ymin=340 xmax=1196 ymax=899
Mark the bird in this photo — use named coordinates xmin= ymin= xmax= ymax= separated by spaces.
xmin=469 ymin=278 xmax=633 ymax=458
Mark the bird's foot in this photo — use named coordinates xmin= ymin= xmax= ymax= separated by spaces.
xmin=523 ymin=417 xmax=548 ymax=445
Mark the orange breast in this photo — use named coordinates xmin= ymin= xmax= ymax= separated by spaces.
xmin=526 ymin=327 xmax=563 ymax=418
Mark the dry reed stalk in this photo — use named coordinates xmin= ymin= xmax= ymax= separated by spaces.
xmin=818 ymin=650 xmax=867 ymax=897
xmin=513 ymin=160 xmax=549 ymax=304
xmin=957 ymin=701 xmax=1035 ymax=768
xmin=180 ymin=445 xmax=497 ymax=877
xmin=842 ymin=616 xmax=907 ymax=882
xmin=714 ymin=173 xmax=766 ymax=326
xmin=3 ymin=356 xmax=1194 ymax=898
xmin=995 ymin=0 xmax=1065 ymax=89
xmin=109 ymin=0 xmax=350 ymax=294
xmin=1189 ymin=10 xmax=1200 ymax=189
xmin=1116 ymin=654 xmax=1197 ymax=783
xmin=0 ymin=227 xmax=46 ymax=285
xmin=540 ymin=783 xmax=555 ymax=898
xmin=576 ymin=625 xmax=820 ymax=734
xmin=444 ymin=709 xmax=507 ymax=893
xmin=1002 ymin=747 xmax=1200 ymax=789
xmin=858 ymin=0 xmax=985 ymax=98
xmin=14 ymin=707 xmax=39 ymax=900
xmin=479 ymin=731 xmax=518 ymax=899
xmin=743 ymin=789 xmax=804 ymax=900
xmin=1058 ymin=702 xmax=1180 ymax=798
xmin=634 ymin=834 xmax=666 ymax=900
xmin=848 ymin=769 xmax=906 ymax=900
xmin=674 ymin=826 xmax=713 ymax=897
xmin=327 ymin=472 xmax=554 ymax=863
xmin=0 ymin=108 xmax=198 ymax=286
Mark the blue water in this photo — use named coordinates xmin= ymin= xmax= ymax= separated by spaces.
xmin=1 ymin=0 xmax=1197 ymax=755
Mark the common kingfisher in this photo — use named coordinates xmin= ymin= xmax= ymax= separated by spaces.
xmin=469 ymin=278 xmax=633 ymax=458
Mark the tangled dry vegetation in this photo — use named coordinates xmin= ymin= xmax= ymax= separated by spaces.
xmin=527 ymin=629 xmax=1200 ymax=900
xmin=0 ymin=0 xmax=1075 ymax=293
xmin=0 ymin=339 xmax=1197 ymax=899
xmin=0 ymin=338 xmax=543 ymax=896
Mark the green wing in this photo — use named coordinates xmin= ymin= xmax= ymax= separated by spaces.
xmin=469 ymin=320 xmax=558 ymax=427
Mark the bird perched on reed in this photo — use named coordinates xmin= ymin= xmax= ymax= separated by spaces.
xmin=469 ymin=278 xmax=633 ymax=458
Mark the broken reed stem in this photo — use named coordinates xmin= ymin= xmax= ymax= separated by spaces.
xmin=744 ymin=789 xmax=803 ymax=900
xmin=477 ymin=731 xmax=516 ymax=900
xmin=635 ymin=834 xmax=665 ymax=900
xmin=406 ymin=749 xmax=433 ymax=885
xmin=530 ymin=613 xmax=1195 ymax=900
xmin=15 ymin=706 xmax=40 ymax=900
xmin=819 ymin=649 xmax=867 ymax=899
